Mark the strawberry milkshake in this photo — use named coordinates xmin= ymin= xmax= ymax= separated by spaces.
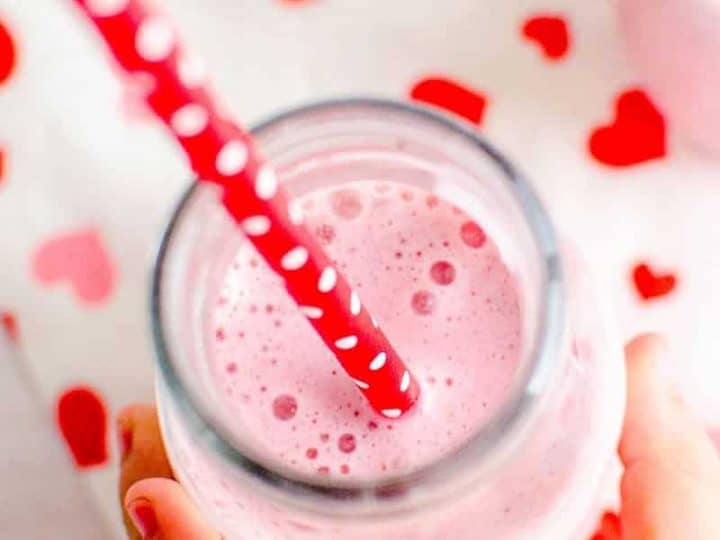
xmin=153 ymin=100 xmax=624 ymax=540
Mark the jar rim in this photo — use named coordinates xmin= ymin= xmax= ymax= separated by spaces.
xmin=150 ymin=97 xmax=565 ymax=518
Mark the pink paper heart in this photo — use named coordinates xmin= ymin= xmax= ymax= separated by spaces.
xmin=32 ymin=229 xmax=116 ymax=304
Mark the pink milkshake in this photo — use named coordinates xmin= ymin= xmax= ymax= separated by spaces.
xmin=153 ymin=100 xmax=624 ymax=539
xmin=211 ymin=181 xmax=521 ymax=479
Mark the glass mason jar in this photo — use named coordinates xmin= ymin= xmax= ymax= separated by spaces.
xmin=151 ymin=99 xmax=625 ymax=540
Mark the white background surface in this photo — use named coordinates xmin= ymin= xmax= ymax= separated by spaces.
xmin=1 ymin=0 xmax=719 ymax=537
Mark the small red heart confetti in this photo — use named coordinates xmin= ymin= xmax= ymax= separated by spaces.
xmin=0 ymin=19 xmax=17 ymax=86
xmin=521 ymin=15 xmax=570 ymax=61
xmin=32 ymin=228 xmax=116 ymax=304
xmin=589 ymin=88 xmax=666 ymax=167
xmin=410 ymin=76 xmax=488 ymax=126
xmin=56 ymin=386 xmax=109 ymax=468
xmin=632 ymin=263 xmax=677 ymax=300
xmin=1 ymin=310 xmax=19 ymax=343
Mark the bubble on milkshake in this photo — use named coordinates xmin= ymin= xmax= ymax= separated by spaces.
xmin=272 ymin=394 xmax=298 ymax=421
xmin=314 ymin=223 xmax=336 ymax=245
xmin=430 ymin=260 xmax=456 ymax=285
xmin=305 ymin=448 xmax=318 ymax=460
xmin=426 ymin=194 xmax=439 ymax=208
xmin=338 ymin=433 xmax=357 ymax=454
xmin=460 ymin=221 xmax=487 ymax=248
xmin=330 ymin=189 xmax=363 ymax=219
xmin=411 ymin=290 xmax=436 ymax=315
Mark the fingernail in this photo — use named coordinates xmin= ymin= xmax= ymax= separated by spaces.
xmin=127 ymin=498 xmax=159 ymax=539
xmin=117 ymin=421 xmax=133 ymax=461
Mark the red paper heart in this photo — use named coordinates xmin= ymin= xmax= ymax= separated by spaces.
xmin=589 ymin=89 xmax=666 ymax=167
xmin=56 ymin=386 xmax=109 ymax=468
xmin=632 ymin=263 xmax=677 ymax=300
xmin=410 ymin=77 xmax=488 ymax=125
xmin=1 ymin=310 xmax=18 ymax=343
xmin=521 ymin=15 xmax=570 ymax=60
xmin=0 ymin=19 xmax=17 ymax=86
xmin=32 ymin=229 xmax=116 ymax=304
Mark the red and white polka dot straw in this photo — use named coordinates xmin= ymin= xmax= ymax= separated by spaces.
xmin=72 ymin=0 xmax=420 ymax=418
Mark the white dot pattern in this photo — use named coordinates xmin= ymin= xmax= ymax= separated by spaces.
xmin=86 ymin=0 xmax=129 ymax=16
xmin=281 ymin=247 xmax=309 ymax=271
xmin=350 ymin=291 xmax=361 ymax=315
xmin=381 ymin=409 xmax=402 ymax=419
xmin=135 ymin=17 xmax=174 ymax=62
xmin=255 ymin=167 xmax=278 ymax=200
xmin=177 ymin=53 xmax=206 ymax=87
xmin=170 ymin=104 xmax=208 ymax=137
xmin=300 ymin=306 xmax=323 ymax=319
xmin=241 ymin=216 xmax=271 ymax=236
xmin=369 ymin=352 xmax=387 ymax=371
xmin=335 ymin=336 xmax=358 ymax=350
xmin=318 ymin=267 xmax=337 ymax=293
xmin=216 ymin=141 xmax=248 ymax=176
xmin=400 ymin=371 xmax=411 ymax=392
xmin=288 ymin=201 xmax=304 ymax=225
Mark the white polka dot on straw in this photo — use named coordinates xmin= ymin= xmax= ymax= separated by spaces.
xmin=400 ymin=371 xmax=411 ymax=392
xmin=255 ymin=167 xmax=278 ymax=200
xmin=350 ymin=291 xmax=361 ymax=316
xmin=300 ymin=306 xmax=323 ymax=319
xmin=381 ymin=409 xmax=402 ymax=419
xmin=369 ymin=352 xmax=387 ymax=371
xmin=136 ymin=17 xmax=175 ymax=62
xmin=177 ymin=53 xmax=206 ymax=88
xmin=335 ymin=336 xmax=358 ymax=350
xmin=318 ymin=267 xmax=337 ymax=293
xmin=216 ymin=141 xmax=248 ymax=176
xmin=281 ymin=247 xmax=309 ymax=271
xmin=351 ymin=378 xmax=370 ymax=390
xmin=170 ymin=104 xmax=208 ymax=137
xmin=242 ymin=215 xmax=271 ymax=236
xmin=86 ymin=0 xmax=129 ymax=16
xmin=288 ymin=201 xmax=304 ymax=225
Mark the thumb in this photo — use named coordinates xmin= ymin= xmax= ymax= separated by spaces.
xmin=125 ymin=478 xmax=221 ymax=540
xmin=619 ymin=334 xmax=720 ymax=540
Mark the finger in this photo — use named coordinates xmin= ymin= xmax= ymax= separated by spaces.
xmin=125 ymin=478 xmax=220 ymax=540
xmin=619 ymin=334 xmax=720 ymax=540
xmin=117 ymin=404 xmax=174 ymax=539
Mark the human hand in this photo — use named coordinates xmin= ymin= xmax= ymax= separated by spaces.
xmin=118 ymin=335 xmax=720 ymax=539
xmin=117 ymin=405 xmax=219 ymax=539
xmin=592 ymin=334 xmax=720 ymax=539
